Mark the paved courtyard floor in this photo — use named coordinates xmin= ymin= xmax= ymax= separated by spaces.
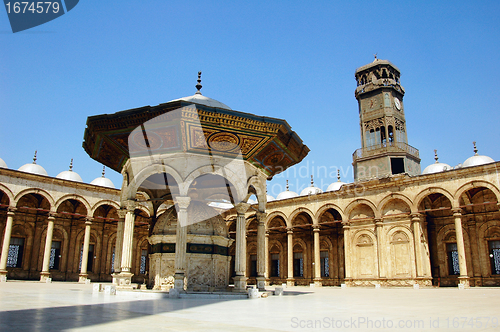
xmin=0 ymin=281 xmax=499 ymax=331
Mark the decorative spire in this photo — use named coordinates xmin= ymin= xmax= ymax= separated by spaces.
xmin=434 ymin=149 xmax=439 ymax=163
xmin=102 ymin=166 xmax=106 ymax=178
xmin=337 ymin=169 xmax=341 ymax=182
xmin=32 ymin=150 xmax=37 ymax=164
xmin=310 ymin=175 xmax=314 ymax=187
xmin=473 ymin=141 xmax=478 ymax=156
xmin=195 ymin=71 xmax=202 ymax=95
xmin=286 ymin=179 xmax=289 ymax=191
xmin=69 ymin=158 xmax=73 ymax=171
xmin=373 ymin=53 xmax=378 ymax=61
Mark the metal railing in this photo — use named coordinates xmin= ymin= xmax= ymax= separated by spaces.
xmin=353 ymin=142 xmax=420 ymax=161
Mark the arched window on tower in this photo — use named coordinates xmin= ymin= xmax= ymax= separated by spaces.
xmin=388 ymin=125 xmax=394 ymax=143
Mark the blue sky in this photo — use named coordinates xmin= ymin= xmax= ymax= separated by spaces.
xmin=1 ymin=1 xmax=499 ymax=197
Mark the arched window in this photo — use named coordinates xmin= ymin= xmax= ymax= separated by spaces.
xmin=7 ymin=237 xmax=24 ymax=268
xmin=293 ymin=244 xmax=304 ymax=277
xmin=446 ymin=243 xmax=460 ymax=275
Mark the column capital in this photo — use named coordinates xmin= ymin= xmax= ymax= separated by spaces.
xmin=235 ymin=202 xmax=251 ymax=215
xmin=341 ymin=221 xmax=350 ymax=228
xmin=312 ymin=224 xmax=321 ymax=232
xmin=256 ymin=211 xmax=267 ymax=223
xmin=48 ymin=212 xmax=57 ymax=219
xmin=286 ymin=227 xmax=293 ymax=234
xmin=374 ymin=218 xmax=383 ymax=226
xmin=175 ymin=196 xmax=191 ymax=210
xmin=452 ymin=208 xmax=462 ymax=217
xmin=124 ymin=200 xmax=137 ymax=212
xmin=7 ymin=206 xmax=17 ymax=215
xmin=85 ymin=217 xmax=93 ymax=225
xmin=411 ymin=213 xmax=423 ymax=222
xmin=117 ymin=209 xmax=127 ymax=220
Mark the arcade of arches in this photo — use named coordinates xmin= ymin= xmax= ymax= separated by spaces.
xmin=2 ymin=160 xmax=500 ymax=288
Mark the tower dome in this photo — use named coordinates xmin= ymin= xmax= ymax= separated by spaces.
xmin=90 ymin=166 xmax=115 ymax=188
xmin=300 ymin=175 xmax=323 ymax=196
xmin=56 ymin=159 xmax=83 ymax=182
xmin=327 ymin=170 xmax=347 ymax=191
xmin=18 ymin=151 xmax=48 ymax=176
xmin=276 ymin=180 xmax=298 ymax=200
xmin=0 ymin=157 xmax=7 ymax=168
xmin=422 ymin=150 xmax=452 ymax=175
xmin=463 ymin=142 xmax=494 ymax=167
xmin=169 ymin=72 xmax=232 ymax=110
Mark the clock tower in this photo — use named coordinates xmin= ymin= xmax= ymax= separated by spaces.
xmin=352 ymin=58 xmax=421 ymax=181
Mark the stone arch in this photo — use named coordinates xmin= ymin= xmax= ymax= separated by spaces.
xmin=90 ymin=200 xmax=120 ymax=216
xmin=266 ymin=211 xmax=288 ymax=228
xmin=55 ymin=194 xmax=91 ymax=216
xmin=378 ymin=194 xmax=414 ymax=216
xmin=184 ymin=164 xmax=247 ymax=204
xmin=14 ymin=188 xmax=55 ymax=210
xmin=315 ymin=203 xmax=346 ymax=223
xmin=124 ymin=164 xmax=183 ymax=200
xmin=386 ymin=226 xmax=415 ymax=278
xmin=351 ymin=230 xmax=378 ymax=278
xmin=454 ymin=180 xmax=500 ymax=207
xmin=289 ymin=207 xmax=315 ymax=226
xmin=247 ymin=175 xmax=266 ymax=211
xmin=345 ymin=199 xmax=377 ymax=220
xmin=134 ymin=235 xmax=149 ymax=276
xmin=268 ymin=239 xmax=285 ymax=279
xmin=0 ymin=184 xmax=14 ymax=206
xmin=414 ymin=187 xmax=455 ymax=211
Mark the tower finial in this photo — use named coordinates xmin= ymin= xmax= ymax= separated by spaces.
xmin=286 ymin=180 xmax=289 ymax=191
xmin=434 ymin=149 xmax=438 ymax=163
xmin=473 ymin=141 xmax=478 ymax=155
xmin=310 ymin=175 xmax=314 ymax=187
xmin=102 ymin=166 xmax=106 ymax=178
xmin=337 ymin=169 xmax=341 ymax=182
xmin=69 ymin=158 xmax=73 ymax=171
xmin=373 ymin=53 xmax=378 ymax=61
xmin=32 ymin=150 xmax=37 ymax=164
xmin=195 ymin=71 xmax=202 ymax=95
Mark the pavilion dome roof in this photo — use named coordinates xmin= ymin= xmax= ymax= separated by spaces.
xmin=326 ymin=171 xmax=346 ymax=191
xmin=463 ymin=142 xmax=495 ymax=167
xmin=266 ymin=194 xmax=275 ymax=202
xmin=56 ymin=159 xmax=83 ymax=182
xmin=90 ymin=167 xmax=115 ymax=189
xmin=18 ymin=151 xmax=48 ymax=176
xmin=300 ymin=176 xmax=322 ymax=196
xmin=0 ymin=157 xmax=7 ymax=168
xmin=169 ymin=72 xmax=232 ymax=110
xmin=276 ymin=181 xmax=298 ymax=200
xmin=422 ymin=150 xmax=452 ymax=175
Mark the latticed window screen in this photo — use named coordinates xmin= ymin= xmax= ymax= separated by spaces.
xmin=49 ymin=241 xmax=61 ymax=270
xmin=140 ymin=249 xmax=147 ymax=274
xmin=111 ymin=247 xmax=115 ymax=273
xmin=489 ymin=241 xmax=500 ymax=275
xmin=446 ymin=243 xmax=460 ymax=275
xmin=294 ymin=252 xmax=303 ymax=277
xmin=320 ymin=251 xmax=330 ymax=277
xmin=7 ymin=237 xmax=24 ymax=268
xmin=270 ymin=253 xmax=280 ymax=277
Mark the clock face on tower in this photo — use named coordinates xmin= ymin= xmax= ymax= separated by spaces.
xmin=394 ymin=97 xmax=401 ymax=110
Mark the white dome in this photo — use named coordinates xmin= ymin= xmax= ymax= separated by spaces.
xmin=171 ymin=93 xmax=232 ymax=110
xmin=276 ymin=190 xmax=298 ymax=200
xmin=90 ymin=176 xmax=115 ymax=189
xmin=463 ymin=155 xmax=494 ymax=167
xmin=18 ymin=163 xmax=48 ymax=176
xmin=56 ymin=170 xmax=83 ymax=182
xmin=300 ymin=186 xmax=322 ymax=196
xmin=463 ymin=142 xmax=495 ymax=167
xmin=327 ymin=181 xmax=346 ymax=192
xmin=266 ymin=194 xmax=275 ymax=202
xmin=422 ymin=162 xmax=452 ymax=174
xmin=0 ymin=157 xmax=7 ymax=168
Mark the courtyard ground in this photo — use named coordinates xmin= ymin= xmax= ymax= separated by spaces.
xmin=0 ymin=281 xmax=499 ymax=331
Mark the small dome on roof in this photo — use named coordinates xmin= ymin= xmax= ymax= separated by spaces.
xmin=300 ymin=175 xmax=323 ymax=196
xmin=463 ymin=142 xmax=494 ymax=167
xmin=266 ymin=194 xmax=275 ymax=202
xmin=327 ymin=171 xmax=347 ymax=191
xmin=56 ymin=159 xmax=83 ymax=182
xmin=0 ymin=157 xmax=7 ymax=168
xmin=170 ymin=72 xmax=232 ymax=110
xmin=90 ymin=166 xmax=115 ymax=189
xmin=422 ymin=150 xmax=452 ymax=175
xmin=18 ymin=151 xmax=48 ymax=176
xmin=276 ymin=180 xmax=298 ymax=200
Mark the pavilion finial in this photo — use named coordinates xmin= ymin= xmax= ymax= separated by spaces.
xmin=310 ymin=175 xmax=314 ymax=187
xmin=473 ymin=141 xmax=478 ymax=155
xmin=434 ymin=149 xmax=438 ymax=163
xmin=32 ymin=150 xmax=37 ymax=164
xmin=337 ymin=169 xmax=341 ymax=182
xmin=195 ymin=71 xmax=202 ymax=95
xmin=286 ymin=179 xmax=289 ymax=191
xmin=69 ymin=158 xmax=73 ymax=171
xmin=373 ymin=53 xmax=378 ymax=61
xmin=102 ymin=166 xmax=106 ymax=177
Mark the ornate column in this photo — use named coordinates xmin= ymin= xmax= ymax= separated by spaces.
xmin=112 ymin=209 xmax=126 ymax=284
xmin=342 ymin=221 xmax=351 ymax=283
xmin=313 ymin=224 xmax=322 ymax=286
xmin=256 ymin=211 xmax=267 ymax=290
xmin=375 ymin=219 xmax=385 ymax=278
xmin=411 ymin=213 xmax=425 ymax=279
xmin=0 ymin=207 xmax=16 ymax=282
xmin=452 ymin=208 xmax=469 ymax=288
xmin=117 ymin=200 xmax=136 ymax=287
xmin=78 ymin=218 xmax=93 ymax=283
xmin=174 ymin=196 xmax=191 ymax=291
xmin=265 ymin=230 xmax=269 ymax=285
xmin=233 ymin=202 xmax=250 ymax=292
xmin=40 ymin=213 xmax=56 ymax=282
xmin=286 ymin=227 xmax=294 ymax=287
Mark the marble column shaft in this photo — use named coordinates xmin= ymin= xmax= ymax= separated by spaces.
xmin=0 ymin=208 xmax=16 ymax=273
xmin=234 ymin=203 xmax=250 ymax=276
xmin=80 ymin=219 xmax=92 ymax=275
xmin=287 ymin=228 xmax=293 ymax=279
xmin=313 ymin=225 xmax=321 ymax=280
xmin=453 ymin=209 xmax=468 ymax=278
xmin=120 ymin=203 xmax=136 ymax=274
xmin=411 ymin=214 xmax=424 ymax=277
xmin=114 ymin=211 xmax=126 ymax=273
xmin=256 ymin=211 xmax=266 ymax=278
xmin=41 ymin=214 xmax=56 ymax=275
xmin=174 ymin=197 xmax=191 ymax=276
